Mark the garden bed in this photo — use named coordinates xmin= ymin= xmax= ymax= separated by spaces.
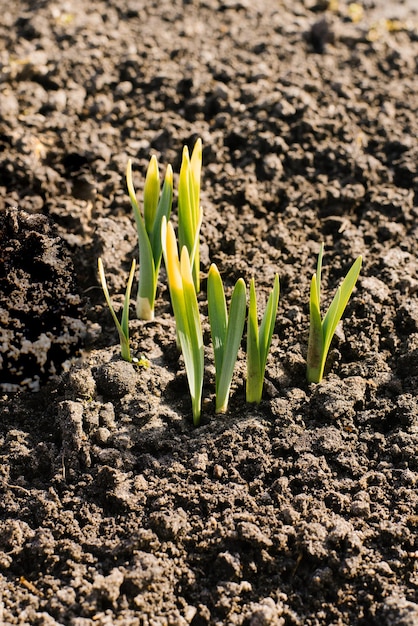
xmin=1 ymin=1 xmax=417 ymax=624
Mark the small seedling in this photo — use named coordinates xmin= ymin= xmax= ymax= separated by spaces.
xmin=178 ymin=138 xmax=202 ymax=293
xmin=207 ymin=264 xmax=246 ymax=413
xmin=98 ymin=258 xmax=136 ymax=362
xmin=161 ymin=217 xmax=204 ymax=426
xmin=127 ymin=155 xmax=173 ymax=320
xmin=246 ymin=274 xmax=280 ymax=404
xmin=132 ymin=355 xmax=150 ymax=369
xmin=307 ymin=244 xmax=362 ymax=383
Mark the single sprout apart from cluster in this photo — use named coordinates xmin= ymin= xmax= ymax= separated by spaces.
xmin=127 ymin=155 xmax=173 ymax=321
xmin=98 ymin=258 xmax=136 ymax=363
xmin=307 ymin=244 xmax=362 ymax=384
xmin=161 ymin=217 xmax=204 ymax=426
xmin=178 ymin=138 xmax=202 ymax=293
xmin=246 ymin=275 xmax=280 ymax=404
xmin=207 ymin=264 xmax=246 ymax=414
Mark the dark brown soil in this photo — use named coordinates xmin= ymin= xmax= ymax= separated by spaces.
xmin=1 ymin=1 xmax=418 ymax=624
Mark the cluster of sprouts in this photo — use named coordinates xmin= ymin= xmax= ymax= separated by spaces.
xmin=98 ymin=139 xmax=361 ymax=426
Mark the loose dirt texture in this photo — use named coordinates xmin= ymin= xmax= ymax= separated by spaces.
xmin=1 ymin=0 xmax=418 ymax=624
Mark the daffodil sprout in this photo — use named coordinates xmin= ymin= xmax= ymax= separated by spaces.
xmin=178 ymin=138 xmax=202 ymax=293
xmin=207 ymin=264 xmax=246 ymax=413
xmin=307 ymin=244 xmax=362 ymax=383
xmin=246 ymin=275 xmax=280 ymax=404
xmin=161 ymin=217 xmax=204 ymax=426
xmin=127 ymin=156 xmax=173 ymax=321
xmin=98 ymin=257 xmax=136 ymax=362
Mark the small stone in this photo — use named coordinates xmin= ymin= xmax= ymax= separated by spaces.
xmin=95 ymin=427 xmax=111 ymax=444
xmin=95 ymin=360 xmax=137 ymax=397
xmin=350 ymin=500 xmax=371 ymax=518
xmin=66 ymin=365 xmax=96 ymax=398
xmin=213 ymin=464 xmax=225 ymax=479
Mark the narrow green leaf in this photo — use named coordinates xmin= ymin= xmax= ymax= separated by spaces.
xmin=178 ymin=140 xmax=202 ymax=292
xmin=207 ymin=264 xmax=228 ymax=380
xmin=320 ymin=255 xmax=362 ymax=376
xmin=316 ymin=242 xmax=324 ymax=306
xmin=180 ymin=246 xmax=204 ymax=424
xmin=127 ymin=159 xmax=157 ymax=320
xmin=322 ymin=255 xmax=362 ymax=348
xmin=178 ymin=147 xmax=194 ymax=253
xmin=126 ymin=159 xmax=140 ymax=215
xmin=189 ymin=207 xmax=203 ymax=279
xmin=190 ymin=138 xmax=202 ymax=220
xmin=161 ymin=218 xmax=203 ymax=425
xmin=246 ymin=276 xmax=279 ymax=404
xmin=121 ymin=258 xmax=137 ymax=341
xmin=149 ymin=164 xmax=173 ymax=270
xmin=246 ymin=278 xmax=262 ymax=404
xmin=143 ymin=155 xmax=160 ymax=235
xmin=307 ymin=274 xmax=324 ymax=383
xmin=162 ymin=219 xmax=193 ymax=376
xmin=190 ymin=140 xmax=202 ymax=292
xmin=215 ymin=277 xmax=246 ymax=413
xmin=98 ymin=258 xmax=135 ymax=362
xmin=258 ymin=274 xmax=280 ymax=374
xmin=307 ymin=247 xmax=362 ymax=383
xmin=161 ymin=218 xmax=184 ymax=320
xmin=136 ymin=234 xmax=156 ymax=320
xmin=98 ymin=257 xmax=123 ymax=336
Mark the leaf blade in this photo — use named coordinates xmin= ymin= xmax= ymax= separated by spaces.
xmin=321 ymin=255 xmax=362 ymax=368
xmin=307 ymin=247 xmax=362 ymax=383
xmin=307 ymin=273 xmax=324 ymax=383
xmin=258 ymin=274 xmax=280 ymax=374
xmin=215 ymin=277 xmax=246 ymax=413
xmin=143 ymin=155 xmax=160 ymax=235
xmin=126 ymin=159 xmax=157 ymax=320
xmin=162 ymin=218 xmax=203 ymax=425
xmin=98 ymin=257 xmax=133 ymax=362
xmin=246 ymin=276 xmax=279 ymax=404
xmin=246 ymin=278 xmax=262 ymax=404
xmin=180 ymin=246 xmax=204 ymax=425
xmin=178 ymin=140 xmax=202 ymax=292
xmin=149 ymin=164 xmax=173 ymax=271
xmin=207 ymin=264 xmax=228 ymax=385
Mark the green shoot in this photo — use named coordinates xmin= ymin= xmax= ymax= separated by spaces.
xmin=307 ymin=244 xmax=362 ymax=383
xmin=161 ymin=217 xmax=204 ymax=426
xmin=178 ymin=138 xmax=202 ymax=293
xmin=246 ymin=275 xmax=280 ymax=404
xmin=98 ymin=258 xmax=136 ymax=362
xmin=127 ymin=156 xmax=173 ymax=321
xmin=207 ymin=264 xmax=246 ymax=413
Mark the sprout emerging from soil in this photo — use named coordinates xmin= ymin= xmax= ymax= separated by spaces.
xmin=98 ymin=258 xmax=136 ymax=363
xmin=207 ymin=264 xmax=247 ymax=413
xmin=246 ymin=275 xmax=280 ymax=404
xmin=161 ymin=217 xmax=204 ymax=426
xmin=178 ymin=138 xmax=202 ymax=293
xmin=98 ymin=142 xmax=364 ymax=417
xmin=307 ymin=244 xmax=362 ymax=383
xmin=127 ymin=156 xmax=173 ymax=321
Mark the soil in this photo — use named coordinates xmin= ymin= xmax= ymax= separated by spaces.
xmin=1 ymin=0 xmax=418 ymax=624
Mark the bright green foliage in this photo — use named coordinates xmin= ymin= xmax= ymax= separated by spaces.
xmin=307 ymin=244 xmax=362 ymax=383
xmin=178 ymin=138 xmax=202 ymax=293
xmin=207 ymin=264 xmax=247 ymax=413
xmin=127 ymin=156 xmax=173 ymax=321
xmin=98 ymin=257 xmax=136 ymax=362
xmin=97 ymin=139 xmax=366 ymax=424
xmin=161 ymin=217 xmax=204 ymax=426
xmin=246 ymin=274 xmax=280 ymax=404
